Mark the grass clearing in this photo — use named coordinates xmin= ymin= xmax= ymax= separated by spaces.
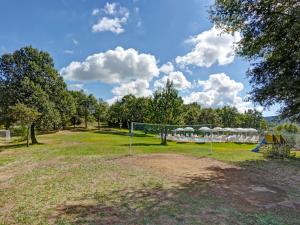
xmin=0 ymin=128 xmax=299 ymax=224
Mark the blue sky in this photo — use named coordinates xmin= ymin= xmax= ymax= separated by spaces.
xmin=0 ymin=0 xmax=279 ymax=116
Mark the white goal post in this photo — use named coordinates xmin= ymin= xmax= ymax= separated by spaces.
xmin=129 ymin=122 xmax=213 ymax=154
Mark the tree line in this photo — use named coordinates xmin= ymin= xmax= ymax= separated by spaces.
xmin=0 ymin=47 xmax=267 ymax=145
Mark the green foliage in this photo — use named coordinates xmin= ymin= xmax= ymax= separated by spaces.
xmin=107 ymin=95 xmax=150 ymax=129
xmin=149 ymin=80 xmax=184 ymax=144
xmin=274 ymin=123 xmax=299 ymax=134
xmin=261 ymin=144 xmax=295 ymax=159
xmin=210 ymin=0 xmax=300 ymax=121
xmin=9 ymin=103 xmax=41 ymax=126
xmin=94 ymin=98 xmax=109 ymax=129
xmin=0 ymin=46 xmax=73 ymax=143
xmin=69 ymin=90 xmax=97 ymax=128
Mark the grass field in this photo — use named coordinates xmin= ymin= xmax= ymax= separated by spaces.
xmin=0 ymin=128 xmax=299 ymax=225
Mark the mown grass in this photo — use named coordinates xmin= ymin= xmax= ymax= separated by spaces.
xmin=0 ymin=128 xmax=299 ymax=225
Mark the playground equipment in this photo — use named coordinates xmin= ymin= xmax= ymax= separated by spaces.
xmin=252 ymin=134 xmax=286 ymax=153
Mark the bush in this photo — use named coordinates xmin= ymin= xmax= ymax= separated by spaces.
xmin=261 ymin=144 xmax=295 ymax=159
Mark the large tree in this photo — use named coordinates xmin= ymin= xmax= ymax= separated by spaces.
xmin=149 ymin=80 xmax=183 ymax=144
xmin=0 ymin=46 xmax=73 ymax=144
xmin=210 ymin=0 xmax=300 ymax=121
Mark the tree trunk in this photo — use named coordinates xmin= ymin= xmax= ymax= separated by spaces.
xmin=26 ymin=126 xmax=30 ymax=147
xmin=97 ymin=118 xmax=100 ymax=130
xmin=84 ymin=115 xmax=88 ymax=129
xmin=30 ymin=123 xmax=38 ymax=144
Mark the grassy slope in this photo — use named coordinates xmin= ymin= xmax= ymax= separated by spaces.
xmin=0 ymin=129 xmax=299 ymax=225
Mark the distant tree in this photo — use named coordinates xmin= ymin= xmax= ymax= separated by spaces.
xmin=199 ymin=108 xmax=222 ymax=127
xmin=183 ymin=103 xmax=202 ymax=125
xmin=216 ymin=106 xmax=239 ymax=127
xmin=69 ymin=91 xmax=97 ymax=129
xmin=94 ymin=98 xmax=108 ymax=129
xmin=107 ymin=100 xmax=125 ymax=128
xmin=9 ymin=103 xmax=41 ymax=147
xmin=240 ymin=109 xmax=263 ymax=129
xmin=0 ymin=46 xmax=72 ymax=144
xmin=210 ymin=0 xmax=300 ymax=121
xmin=149 ymin=80 xmax=183 ymax=144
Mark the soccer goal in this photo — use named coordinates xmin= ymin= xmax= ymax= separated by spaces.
xmin=0 ymin=130 xmax=11 ymax=144
xmin=129 ymin=122 xmax=213 ymax=154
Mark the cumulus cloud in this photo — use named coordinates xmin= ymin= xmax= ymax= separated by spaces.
xmin=92 ymin=2 xmax=129 ymax=34
xmin=159 ymin=62 xmax=174 ymax=74
xmin=92 ymin=8 xmax=100 ymax=16
xmin=92 ymin=17 xmax=128 ymax=34
xmin=112 ymin=79 xmax=152 ymax=97
xmin=60 ymin=46 xmax=160 ymax=84
xmin=176 ymin=26 xmax=241 ymax=68
xmin=183 ymin=73 xmax=256 ymax=112
xmin=154 ymin=71 xmax=191 ymax=90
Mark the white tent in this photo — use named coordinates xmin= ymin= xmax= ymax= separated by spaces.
xmin=184 ymin=127 xmax=194 ymax=132
xmin=212 ymin=127 xmax=223 ymax=132
xmin=199 ymin=127 xmax=211 ymax=131
xmin=174 ymin=128 xmax=184 ymax=132
xmin=247 ymin=128 xmax=258 ymax=133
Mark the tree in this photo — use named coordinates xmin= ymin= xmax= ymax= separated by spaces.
xmin=94 ymin=98 xmax=108 ymax=129
xmin=149 ymin=80 xmax=183 ymax=144
xmin=107 ymin=100 xmax=125 ymax=128
xmin=9 ymin=103 xmax=40 ymax=147
xmin=69 ymin=91 xmax=97 ymax=129
xmin=82 ymin=94 xmax=97 ymax=129
xmin=210 ymin=0 xmax=300 ymax=121
xmin=183 ymin=103 xmax=202 ymax=125
xmin=0 ymin=46 xmax=72 ymax=144
xmin=199 ymin=108 xmax=222 ymax=127
xmin=216 ymin=106 xmax=239 ymax=127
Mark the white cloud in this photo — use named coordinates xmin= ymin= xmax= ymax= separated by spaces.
xmin=68 ymin=83 xmax=85 ymax=91
xmin=92 ymin=8 xmax=100 ymax=16
xmin=183 ymin=73 xmax=257 ymax=112
xmin=92 ymin=17 xmax=128 ymax=34
xmin=60 ymin=46 xmax=160 ymax=84
xmin=112 ymin=79 xmax=152 ymax=97
xmin=176 ymin=26 xmax=241 ymax=68
xmin=92 ymin=2 xmax=129 ymax=34
xmin=102 ymin=2 xmax=117 ymax=15
xmin=159 ymin=62 xmax=174 ymax=74
xmin=63 ymin=50 xmax=74 ymax=55
xmin=154 ymin=71 xmax=191 ymax=90
xmin=72 ymin=39 xmax=79 ymax=46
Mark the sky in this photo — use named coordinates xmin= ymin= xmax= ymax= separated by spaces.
xmin=0 ymin=0 xmax=279 ymax=116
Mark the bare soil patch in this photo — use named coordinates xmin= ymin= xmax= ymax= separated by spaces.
xmin=116 ymin=154 xmax=300 ymax=211
xmin=116 ymin=153 xmax=240 ymax=181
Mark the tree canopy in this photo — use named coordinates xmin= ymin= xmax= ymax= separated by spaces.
xmin=0 ymin=46 xmax=74 ymax=143
xmin=210 ymin=0 xmax=300 ymax=121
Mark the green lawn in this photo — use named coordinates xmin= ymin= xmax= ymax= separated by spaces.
xmin=0 ymin=128 xmax=299 ymax=225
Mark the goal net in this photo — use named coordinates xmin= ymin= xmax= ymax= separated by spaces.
xmin=129 ymin=122 xmax=213 ymax=154
xmin=0 ymin=130 xmax=11 ymax=143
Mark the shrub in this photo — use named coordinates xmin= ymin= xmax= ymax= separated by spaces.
xmin=261 ymin=144 xmax=295 ymax=159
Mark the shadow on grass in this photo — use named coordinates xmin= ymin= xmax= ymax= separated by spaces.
xmin=54 ymin=159 xmax=300 ymax=225
xmin=0 ymin=142 xmax=45 ymax=152
xmin=94 ymin=130 xmax=152 ymax=138
xmin=121 ymin=143 xmax=163 ymax=147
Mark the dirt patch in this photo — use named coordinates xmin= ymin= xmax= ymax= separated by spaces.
xmin=115 ymin=154 xmax=300 ymax=212
xmin=116 ymin=153 xmax=240 ymax=181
